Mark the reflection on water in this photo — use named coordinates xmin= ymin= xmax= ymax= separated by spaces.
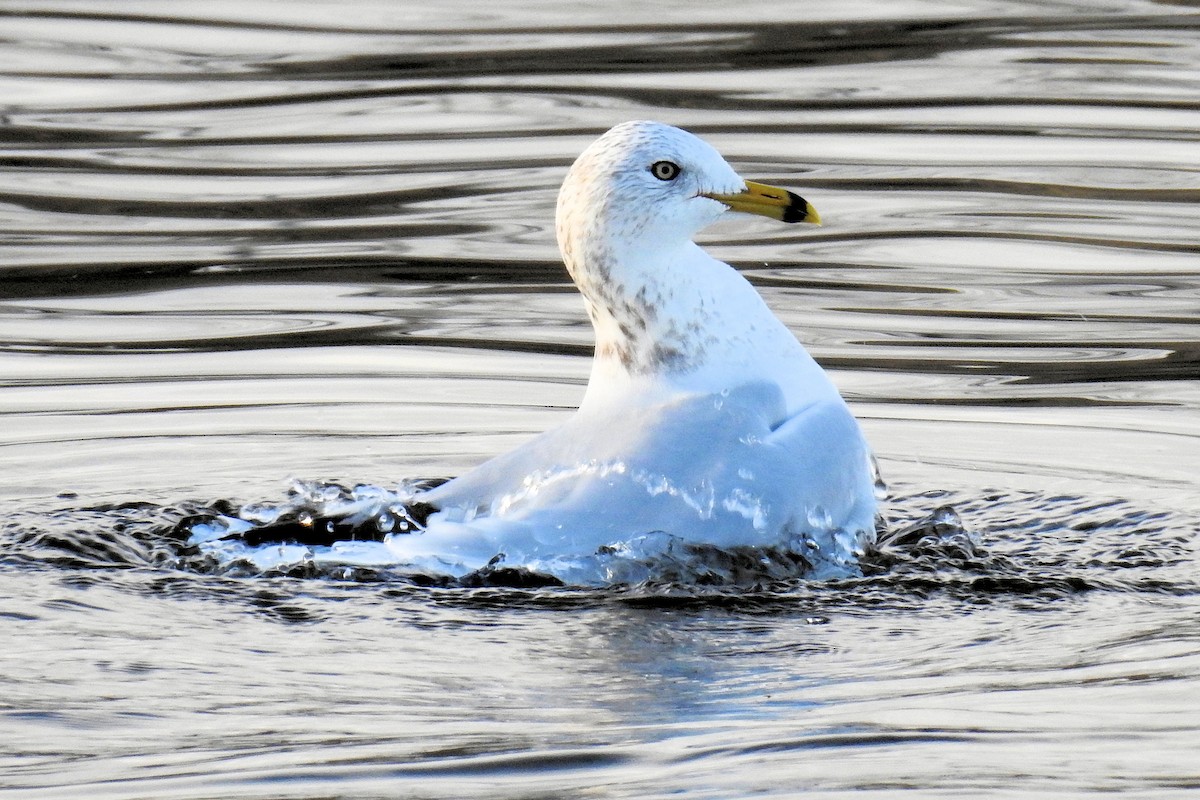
xmin=1 ymin=0 xmax=1198 ymax=797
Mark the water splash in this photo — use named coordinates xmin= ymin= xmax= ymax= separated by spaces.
xmin=5 ymin=479 xmax=1191 ymax=599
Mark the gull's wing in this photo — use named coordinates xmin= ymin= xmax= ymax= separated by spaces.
xmin=414 ymin=381 xmax=876 ymax=561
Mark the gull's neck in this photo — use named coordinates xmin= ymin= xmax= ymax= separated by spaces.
xmin=562 ymin=234 xmax=836 ymax=414
xmin=573 ymin=240 xmax=714 ymax=375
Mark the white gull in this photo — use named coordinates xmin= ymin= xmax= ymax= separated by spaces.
xmin=387 ymin=121 xmax=880 ymax=580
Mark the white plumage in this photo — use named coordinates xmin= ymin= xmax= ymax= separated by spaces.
xmin=390 ymin=121 xmax=879 ymax=579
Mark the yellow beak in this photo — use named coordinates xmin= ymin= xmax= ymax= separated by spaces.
xmin=703 ymin=180 xmax=821 ymax=225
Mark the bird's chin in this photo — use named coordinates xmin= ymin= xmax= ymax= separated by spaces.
xmin=690 ymin=195 xmax=735 ymax=225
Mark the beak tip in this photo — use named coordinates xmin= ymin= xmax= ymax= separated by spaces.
xmin=783 ymin=201 xmax=821 ymax=226
xmin=797 ymin=196 xmax=821 ymax=226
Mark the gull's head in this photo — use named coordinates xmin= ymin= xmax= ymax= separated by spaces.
xmin=555 ymin=121 xmax=822 ymax=382
xmin=556 ymin=121 xmax=819 ymax=271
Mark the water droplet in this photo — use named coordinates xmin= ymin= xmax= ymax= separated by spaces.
xmin=806 ymin=505 xmax=833 ymax=530
xmin=871 ymin=454 xmax=888 ymax=500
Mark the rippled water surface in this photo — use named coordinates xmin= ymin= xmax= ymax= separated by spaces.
xmin=2 ymin=1 xmax=1199 ymax=797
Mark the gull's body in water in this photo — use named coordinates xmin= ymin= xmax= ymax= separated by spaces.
xmin=388 ymin=121 xmax=880 ymax=579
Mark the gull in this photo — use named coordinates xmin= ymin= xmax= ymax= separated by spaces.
xmin=390 ymin=121 xmax=879 ymax=579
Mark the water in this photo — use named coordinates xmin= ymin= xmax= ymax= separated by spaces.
xmin=2 ymin=0 xmax=1199 ymax=796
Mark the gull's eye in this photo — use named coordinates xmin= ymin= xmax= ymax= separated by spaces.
xmin=650 ymin=161 xmax=681 ymax=181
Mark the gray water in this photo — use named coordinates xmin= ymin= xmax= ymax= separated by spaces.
xmin=2 ymin=1 xmax=1200 ymax=797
